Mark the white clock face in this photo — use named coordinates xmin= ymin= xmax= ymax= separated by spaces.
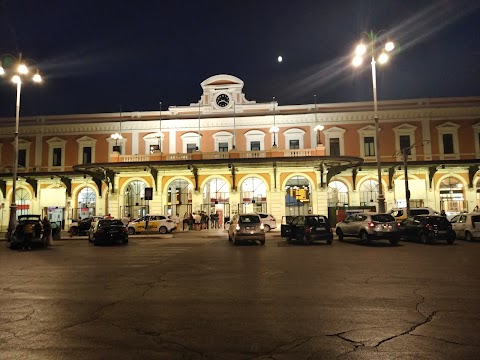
xmin=215 ymin=94 xmax=230 ymax=108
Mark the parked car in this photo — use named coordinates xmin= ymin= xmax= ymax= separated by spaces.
xmin=449 ymin=212 xmax=480 ymax=241
xmin=256 ymin=213 xmax=277 ymax=232
xmin=281 ymin=214 xmax=333 ymax=245
xmin=228 ymin=213 xmax=265 ymax=245
xmin=90 ymin=219 xmax=128 ymax=246
xmin=336 ymin=212 xmax=400 ymax=245
xmin=399 ymin=215 xmax=456 ymax=244
xmin=388 ymin=207 xmax=438 ymax=221
xmin=69 ymin=216 xmax=103 ymax=236
xmin=7 ymin=215 xmax=48 ymax=250
xmin=127 ymin=215 xmax=176 ymax=234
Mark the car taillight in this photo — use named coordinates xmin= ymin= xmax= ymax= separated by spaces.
xmin=123 ymin=227 xmax=128 ymax=233
xmin=427 ymin=224 xmax=434 ymax=231
xmin=367 ymin=222 xmax=376 ymax=228
xmin=306 ymin=227 xmax=313 ymax=233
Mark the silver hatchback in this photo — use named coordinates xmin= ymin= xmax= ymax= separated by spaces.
xmin=228 ymin=213 xmax=265 ymax=245
xmin=336 ymin=212 xmax=400 ymax=245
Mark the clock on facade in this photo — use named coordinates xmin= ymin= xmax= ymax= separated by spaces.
xmin=215 ymin=93 xmax=230 ymax=108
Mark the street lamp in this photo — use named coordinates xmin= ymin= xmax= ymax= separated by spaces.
xmin=269 ymin=96 xmax=279 ymax=148
xmin=153 ymin=101 xmax=164 ymax=152
xmin=111 ymin=106 xmax=123 ymax=152
xmin=313 ymin=95 xmax=324 ymax=146
xmin=352 ymin=31 xmax=395 ymax=213
xmin=0 ymin=53 xmax=42 ymax=238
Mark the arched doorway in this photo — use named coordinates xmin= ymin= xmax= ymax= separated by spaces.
xmin=165 ymin=179 xmax=193 ymax=219
xmin=439 ymin=176 xmax=465 ymax=216
xmin=328 ymin=181 xmax=349 ymax=207
xmin=285 ymin=175 xmax=311 ymax=217
xmin=359 ymin=179 xmax=379 ymax=207
xmin=240 ymin=177 xmax=267 ymax=214
xmin=16 ymin=188 xmax=31 ymax=218
xmin=122 ymin=180 xmax=149 ymax=220
xmin=203 ymin=178 xmax=230 ymax=229
xmin=74 ymin=187 xmax=96 ymax=219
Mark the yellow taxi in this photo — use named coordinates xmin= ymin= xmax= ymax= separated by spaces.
xmin=127 ymin=215 xmax=176 ymax=234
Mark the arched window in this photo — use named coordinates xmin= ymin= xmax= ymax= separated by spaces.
xmin=123 ymin=180 xmax=148 ymax=219
xmin=77 ymin=187 xmax=96 ymax=218
xmin=359 ymin=179 xmax=379 ymax=206
xmin=240 ymin=177 xmax=267 ymax=213
xmin=166 ymin=179 xmax=193 ymax=217
xmin=440 ymin=177 xmax=465 ymax=214
xmin=328 ymin=181 xmax=349 ymax=207
xmin=285 ymin=176 xmax=311 ymax=216
xmin=16 ymin=188 xmax=31 ymax=217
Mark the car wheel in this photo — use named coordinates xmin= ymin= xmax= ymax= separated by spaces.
xmin=123 ymin=238 xmax=128 ymax=245
xmin=233 ymin=237 xmax=238 ymax=245
xmin=464 ymin=231 xmax=473 ymax=242
xmin=336 ymin=229 xmax=344 ymax=242
xmin=327 ymin=238 xmax=333 ymax=245
xmin=420 ymin=233 xmax=428 ymax=244
xmin=93 ymin=238 xmax=98 ymax=246
xmin=159 ymin=226 xmax=167 ymax=234
xmin=302 ymin=234 xmax=310 ymax=245
xmin=70 ymin=227 xmax=78 ymax=236
xmin=389 ymin=237 xmax=399 ymax=245
xmin=263 ymin=225 xmax=270 ymax=232
xmin=127 ymin=227 xmax=135 ymax=235
xmin=359 ymin=231 xmax=369 ymax=244
xmin=260 ymin=239 xmax=265 ymax=245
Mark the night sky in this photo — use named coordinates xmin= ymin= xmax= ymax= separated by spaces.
xmin=0 ymin=0 xmax=479 ymax=117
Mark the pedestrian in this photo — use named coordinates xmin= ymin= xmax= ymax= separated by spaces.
xmin=441 ymin=209 xmax=446 ymax=217
xmin=173 ymin=213 xmax=180 ymax=231
xmin=474 ymin=205 xmax=479 ymax=213
xmin=122 ymin=213 xmax=130 ymax=226
xmin=22 ymin=220 xmax=34 ymax=250
xmin=194 ymin=212 xmax=201 ymax=230
xmin=42 ymin=216 xmax=52 ymax=247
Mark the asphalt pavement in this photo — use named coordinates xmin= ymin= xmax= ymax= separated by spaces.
xmin=1 ymin=229 xmax=480 ymax=359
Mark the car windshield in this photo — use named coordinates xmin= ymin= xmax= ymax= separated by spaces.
xmin=426 ymin=217 xmax=450 ymax=227
xmin=239 ymin=215 xmax=260 ymax=224
xmin=371 ymin=214 xmax=395 ymax=222
xmin=306 ymin=216 xmax=327 ymax=226
xmin=98 ymin=220 xmax=124 ymax=228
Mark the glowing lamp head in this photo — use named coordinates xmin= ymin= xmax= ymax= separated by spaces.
xmin=355 ymin=44 xmax=367 ymax=56
xmin=352 ymin=56 xmax=363 ymax=67
xmin=269 ymin=126 xmax=279 ymax=134
xmin=12 ymin=75 xmax=21 ymax=84
xmin=378 ymin=53 xmax=389 ymax=64
xmin=17 ymin=63 xmax=28 ymax=74
xmin=111 ymin=133 xmax=123 ymax=140
xmin=33 ymin=69 xmax=42 ymax=83
xmin=385 ymin=41 xmax=394 ymax=52
xmin=314 ymin=124 xmax=324 ymax=132
xmin=0 ymin=65 xmax=4 ymax=76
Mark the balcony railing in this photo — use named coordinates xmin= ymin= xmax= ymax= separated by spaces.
xmin=112 ymin=148 xmax=326 ymax=163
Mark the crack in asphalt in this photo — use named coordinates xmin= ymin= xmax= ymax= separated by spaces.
xmin=410 ymin=333 xmax=480 ymax=347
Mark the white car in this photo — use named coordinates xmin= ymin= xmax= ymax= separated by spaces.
xmin=450 ymin=212 xmax=480 ymax=241
xmin=256 ymin=213 xmax=277 ymax=232
xmin=127 ymin=215 xmax=176 ymax=234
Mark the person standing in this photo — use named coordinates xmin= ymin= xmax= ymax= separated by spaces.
xmin=122 ymin=213 xmax=130 ymax=226
xmin=42 ymin=216 xmax=52 ymax=248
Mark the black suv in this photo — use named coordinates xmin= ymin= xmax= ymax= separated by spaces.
xmin=7 ymin=215 xmax=48 ymax=250
xmin=399 ymin=215 xmax=456 ymax=244
xmin=281 ymin=214 xmax=333 ymax=245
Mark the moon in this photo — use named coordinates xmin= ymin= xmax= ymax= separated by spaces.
xmin=277 ymin=56 xmax=283 ymax=63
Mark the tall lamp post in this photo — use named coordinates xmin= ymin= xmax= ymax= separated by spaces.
xmin=0 ymin=53 xmax=42 ymax=237
xmin=154 ymin=101 xmax=164 ymax=152
xmin=269 ymin=96 xmax=279 ymax=148
xmin=352 ymin=31 xmax=395 ymax=213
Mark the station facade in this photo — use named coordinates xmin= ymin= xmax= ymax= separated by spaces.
xmin=0 ymin=74 xmax=479 ymax=229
